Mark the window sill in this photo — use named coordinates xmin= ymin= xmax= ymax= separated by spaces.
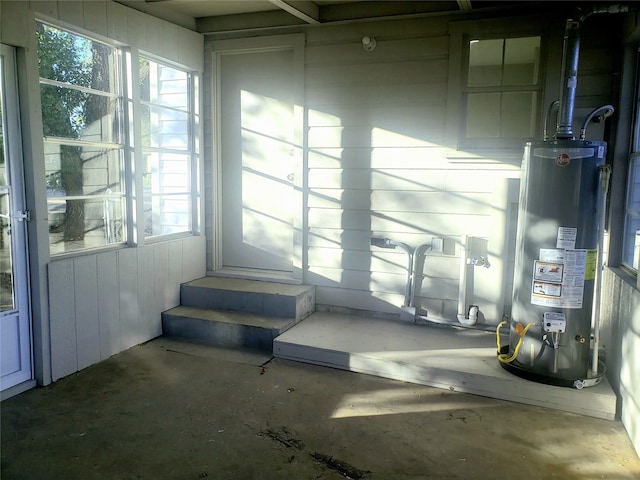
xmin=50 ymin=242 xmax=130 ymax=261
xmin=606 ymin=265 xmax=639 ymax=292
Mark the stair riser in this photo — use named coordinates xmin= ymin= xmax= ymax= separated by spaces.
xmin=162 ymin=313 xmax=276 ymax=351
xmin=180 ymin=286 xmax=315 ymax=321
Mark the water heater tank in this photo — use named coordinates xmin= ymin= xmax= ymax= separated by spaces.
xmin=503 ymin=139 xmax=606 ymax=386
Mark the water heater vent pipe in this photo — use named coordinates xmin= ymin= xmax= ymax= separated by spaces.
xmin=555 ymin=19 xmax=581 ymax=139
xmin=555 ymin=5 xmax=630 ymax=140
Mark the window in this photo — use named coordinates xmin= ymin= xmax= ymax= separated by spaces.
xmin=622 ymin=60 xmax=640 ymax=271
xmin=463 ymin=36 xmax=542 ymax=145
xmin=38 ymin=22 xmax=125 ymax=254
xmin=139 ymin=57 xmax=198 ymax=238
xmin=36 ymin=22 xmax=199 ymax=255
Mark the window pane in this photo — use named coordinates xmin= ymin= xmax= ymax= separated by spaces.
xmin=48 ymin=196 xmax=125 ymax=254
xmin=144 ymin=152 xmax=190 ymax=237
xmin=503 ymin=36 xmax=540 ymax=85
xmin=501 ymin=91 xmax=537 ymax=137
xmin=140 ymin=59 xmax=189 ymax=110
xmin=45 ymin=143 xmax=123 ymax=196
xmin=144 ymin=194 xmax=191 ymax=237
xmin=141 ymin=104 xmax=189 ymax=150
xmin=468 ymin=39 xmax=503 ymax=87
xmin=622 ymin=216 xmax=640 ymax=269
xmin=627 ymin=160 xmax=640 ymax=213
xmin=466 ymin=93 xmax=501 ymax=137
xmin=40 ymin=85 xmax=121 ymax=143
xmin=623 ymin=155 xmax=640 ymax=269
xmin=45 ymin=142 xmax=124 ymax=252
xmin=144 ymin=152 xmax=190 ymax=193
xmin=37 ymin=23 xmax=117 ymax=93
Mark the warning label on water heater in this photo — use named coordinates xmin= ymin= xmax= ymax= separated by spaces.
xmin=531 ymin=248 xmax=587 ymax=309
xmin=556 ymin=227 xmax=577 ymax=249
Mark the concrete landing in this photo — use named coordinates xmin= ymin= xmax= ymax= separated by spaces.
xmin=274 ymin=312 xmax=618 ymax=420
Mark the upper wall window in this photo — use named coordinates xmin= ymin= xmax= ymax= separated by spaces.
xmin=463 ymin=36 xmax=542 ymax=146
xmin=139 ymin=57 xmax=198 ymax=238
xmin=37 ymin=22 xmax=126 ymax=254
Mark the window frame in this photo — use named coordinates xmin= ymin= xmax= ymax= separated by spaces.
xmin=621 ymin=50 xmax=640 ymax=274
xmin=460 ymin=33 xmax=545 ymax=149
xmin=36 ymin=20 xmax=201 ymax=257
xmin=37 ymin=21 xmax=128 ymax=255
xmin=137 ymin=54 xmax=200 ymax=241
xmin=445 ymin=18 xmax=549 ymax=152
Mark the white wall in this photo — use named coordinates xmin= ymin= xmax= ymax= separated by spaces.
xmin=204 ymin=17 xmax=523 ymax=323
xmin=206 ymin=13 xmax=615 ymax=325
xmin=1 ymin=0 xmax=205 ymax=384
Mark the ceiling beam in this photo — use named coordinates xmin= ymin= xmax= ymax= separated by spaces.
xmin=197 ymin=10 xmax=306 ymax=34
xmin=268 ymin=0 xmax=320 ymax=24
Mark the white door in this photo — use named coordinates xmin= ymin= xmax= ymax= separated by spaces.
xmin=218 ymin=46 xmax=298 ymax=275
xmin=0 ymin=44 xmax=33 ymax=393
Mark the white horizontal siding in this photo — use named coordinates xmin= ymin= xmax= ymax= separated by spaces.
xmin=308 ymin=104 xmax=448 ymax=130
xmin=307 ymin=59 xmax=449 ymax=87
xmin=308 ymin=189 xmax=493 ymax=213
xmin=306 ymin=36 xmax=449 ymax=65
xmin=314 ymin=285 xmax=405 ymax=315
xmin=304 ymin=17 xmax=526 ymax=319
xmin=307 ymin=82 xmax=448 ymax=108
xmin=309 ymin=209 xmax=491 ymax=236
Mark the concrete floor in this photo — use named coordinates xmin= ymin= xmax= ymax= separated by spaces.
xmin=1 ymin=337 xmax=639 ymax=480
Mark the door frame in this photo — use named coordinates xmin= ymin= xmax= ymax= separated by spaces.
xmin=0 ymin=43 xmax=35 ymax=399
xmin=210 ymin=34 xmax=305 ymax=283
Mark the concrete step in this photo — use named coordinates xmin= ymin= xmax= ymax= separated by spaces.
xmin=273 ymin=312 xmax=618 ymax=420
xmin=162 ymin=305 xmax=298 ymax=351
xmin=180 ymin=277 xmax=315 ymax=321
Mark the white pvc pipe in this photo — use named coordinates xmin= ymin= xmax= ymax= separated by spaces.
xmin=458 ymin=305 xmax=478 ymax=326
xmin=457 ymin=235 xmax=469 ymax=323
xmin=408 ymin=243 xmax=431 ymax=309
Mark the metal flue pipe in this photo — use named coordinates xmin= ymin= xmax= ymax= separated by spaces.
xmin=555 ymin=19 xmax=581 ymax=139
xmin=555 ymin=4 xmax=630 ymax=140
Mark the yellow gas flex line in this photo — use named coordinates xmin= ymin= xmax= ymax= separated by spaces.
xmin=496 ymin=321 xmax=536 ymax=364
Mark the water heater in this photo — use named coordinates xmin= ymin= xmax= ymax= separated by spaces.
xmin=501 ymin=140 xmax=606 ymax=386
xmin=497 ymin=7 xmax=623 ymax=388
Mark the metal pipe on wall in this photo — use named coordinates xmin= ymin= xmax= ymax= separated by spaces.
xmin=556 ymin=19 xmax=581 ymax=139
